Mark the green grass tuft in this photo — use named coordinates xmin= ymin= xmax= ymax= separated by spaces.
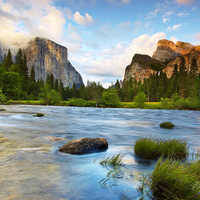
xmin=134 ymin=136 xmax=188 ymax=159
xmin=160 ymin=121 xmax=175 ymax=129
xmin=33 ymin=113 xmax=44 ymax=117
xmin=100 ymin=154 xmax=124 ymax=166
xmin=150 ymin=157 xmax=200 ymax=199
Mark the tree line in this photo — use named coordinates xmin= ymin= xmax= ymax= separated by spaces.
xmin=119 ymin=56 xmax=200 ymax=103
xmin=0 ymin=48 xmax=199 ymax=108
xmin=0 ymin=48 xmax=107 ymax=104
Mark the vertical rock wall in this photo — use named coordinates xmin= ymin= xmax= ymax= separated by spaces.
xmin=24 ymin=37 xmax=83 ymax=88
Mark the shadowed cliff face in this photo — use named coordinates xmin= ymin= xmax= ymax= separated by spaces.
xmin=23 ymin=37 xmax=83 ymax=88
xmin=124 ymin=39 xmax=200 ymax=83
xmin=124 ymin=54 xmax=165 ymax=83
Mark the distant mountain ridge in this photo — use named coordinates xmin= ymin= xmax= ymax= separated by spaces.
xmin=124 ymin=39 xmax=200 ymax=83
xmin=23 ymin=37 xmax=83 ymax=88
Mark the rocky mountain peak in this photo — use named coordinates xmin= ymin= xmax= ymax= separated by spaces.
xmin=153 ymin=39 xmax=196 ymax=62
xmin=23 ymin=37 xmax=83 ymax=88
xmin=124 ymin=39 xmax=200 ymax=83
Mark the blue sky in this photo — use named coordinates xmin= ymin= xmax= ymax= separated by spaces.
xmin=0 ymin=0 xmax=200 ymax=87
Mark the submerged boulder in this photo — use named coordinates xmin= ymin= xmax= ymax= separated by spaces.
xmin=59 ymin=137 xmax=108 ymax=154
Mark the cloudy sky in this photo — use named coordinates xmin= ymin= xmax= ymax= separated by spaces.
xmin=0 ymin=0 xmax=200 ymax=87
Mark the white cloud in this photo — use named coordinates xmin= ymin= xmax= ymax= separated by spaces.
xmin=177 ymin=11 xmax=189 ymax=17
xmin=107 ymin=0 xmax=131 ymax=5
xmin=165 ymin=11 xmax=174 ymax=16
xmin=148 ymin=8 xmax=160 ymax=17
xmin=73 ymin=11 xmax=93 ymax=26
xmin=167 ymin=24 xmax=182 ymax=31
xmin=0 ymin=0 xmax=66 ymax=51
xmin=63 ymin=7 xmax=73 ymax=19
xmin=175 ymin=0 xmax=194 ymax=5
xmin=121 ymin=0 xmax=131 ymax=4
xmin=192 ymin=7 xmax=197 ymax=11
xmin=70 ymin=32 xmax=166 ymax=87
xmin=163 ymin=18 xmax=170 ymax=22
xmin=170 ymin=36 xmax=178 ymax=43
xmin=195 ymin=33 xmax=200 ymax=40
xmin=117 ymin=21 xmax=131 ymax=27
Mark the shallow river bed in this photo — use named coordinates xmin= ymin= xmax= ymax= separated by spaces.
xmin=0 ymin=105 xmax=199 ymax=200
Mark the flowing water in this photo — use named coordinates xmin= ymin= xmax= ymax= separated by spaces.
xmin=0 ymin=105 xmax=199 ymax=200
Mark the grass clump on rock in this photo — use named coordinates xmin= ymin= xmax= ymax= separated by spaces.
xmin=100 ymin=154 xmax=124 ymax=166
xmin=134 ymin=136 xmax=188 ymax=159
xmin=33 ymin=113 xmax=44 ymax=117
xmin=150 ymin=157 xmax=200 ymax=199
xmin=159 ymin=121 xmax=175 ymax=129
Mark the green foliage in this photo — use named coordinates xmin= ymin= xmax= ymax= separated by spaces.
xmin=39 ymin=84 xmax=61 ymax=105
xmin=101 ymin=89 xmax=121 ymax=107
xmin=159 ymin=122 xmax=175 ymax=129
xmin=65 ymin=98 xmax=96 ymax=107
xmin=1 ymin=71 xmax=21 ymax=100
xmin=134 ymin=136 xmax=188 ymax=159
xmin=4 ymin=49 xmax=13 ymax=71
xmin=160 ymin=97 xmax=171 ymax=109
xmin=134 ymin=92 xmax=147 ymax=108
xmin=100 ymin=154 xmax=124 ymax=166
xmin=29 ymin=66 xmax=36 ymax=82
xmin=47 ymin=89 xmax=62 ymax=104
xmin=0 ymin=89 xmax=7 ymax=103
xmin=150 ymin=157 xmax=200 ymax=199
xmin=149 ymin=62 xmax=166 ymax=71
xmin=174 ymin=98 xmax=200 ymax=110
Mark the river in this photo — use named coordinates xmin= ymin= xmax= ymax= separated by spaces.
xmin=0 ymin=105 xmax=199 ymax=200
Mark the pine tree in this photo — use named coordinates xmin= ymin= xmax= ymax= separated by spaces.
xmin=115 ymin=79 xmax=120 ymax=95
xmin=22 ymin=55 xmax=29 ymax=80
xmin=54 ymin=79 xmax=59 ymax=91
xmin=29 ymin=66 xmax=36 ymax=82
xmin=171 ymin=63 xmax=179 ymax=95
xmin=59 ymin=80 xmax=64 ymax=98
xmin=49 ymin=73 xmax=54 ymax=89
xmin=189 ymin=57 xmax=199 ymax=99
xmin=72 ymin=83 xmax=77 ymax=98
xmin=16 ymin=48 xmax=23 ymax=73
xmin=178 ymin=57 xmax=187 ymax=98
xmin=4 ymin=49 xmax=13 ymax=71
xmin=190 ymin=57 xmax=198 ymax=78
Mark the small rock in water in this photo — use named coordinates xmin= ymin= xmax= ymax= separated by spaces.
xmin=59 ymin=137 xmax=108 ymax=154
xmin=47 ymin=136 xmax=63 ymax=141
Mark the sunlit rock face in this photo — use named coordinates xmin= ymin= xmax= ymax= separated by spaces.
xmin=23 ymin=37 xmax=83 ymax=88
xmin=152 ymin=39 xmax=195 ymax=62
xmin=124 ymin=39 xmax=200 ymax=83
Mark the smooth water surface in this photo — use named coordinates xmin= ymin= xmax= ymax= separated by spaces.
xmin=0 ymin=105 xmax=199 ymax=200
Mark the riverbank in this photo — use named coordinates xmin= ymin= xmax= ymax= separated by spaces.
xmin=7 ymin=100 xmax=161 ymax=109
xmin=4 ymin=99 xmax=200 ymax=110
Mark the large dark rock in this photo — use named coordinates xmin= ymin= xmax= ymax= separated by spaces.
xmin=59 ymin=137 xmax=108 ymax=154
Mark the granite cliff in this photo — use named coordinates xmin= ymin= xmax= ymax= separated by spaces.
xmin=124 ymin=39 xmax=200 ymax=83
xmin=23 ymin=37 xmax=83 ymax=88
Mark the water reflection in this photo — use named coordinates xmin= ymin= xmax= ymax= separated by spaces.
xmin=0 ymin=105 xmax=199 ymax=199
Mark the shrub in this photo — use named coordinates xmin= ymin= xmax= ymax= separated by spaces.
xmin=159 ymin=122 xmax=175 ymax=129
xmin=134 ymin=92 xmax=147 ymax=108
xmin=150 ymin=157 xmax=200 ymax=199
xmin=101 ymin=90 xmax=121 ymax=108
xmin=160 ymin=98 xmax=173 ymax=109
xmin=100 ymin=154 xmax=124 ymax=166
xmin=134 ymin=136 xmax=188 ymax=159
